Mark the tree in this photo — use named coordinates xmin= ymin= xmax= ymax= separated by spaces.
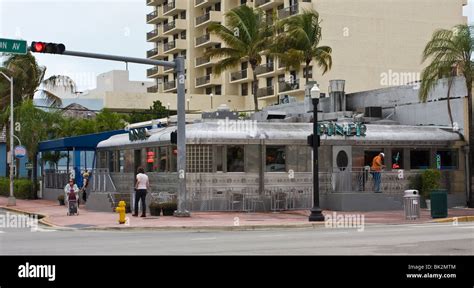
xmin=126 ymin=100 xmax=169 ymax=124
xmin=273 ymin=10 xmax=332 ymax=84
xmin=206 ymin=5 xmax=273 ymax=112
xmin=95 ymin=109 xmax=127 ymax=132
xmin=0 ymin=53 xmax=75 ymax=108
xmin=42 ymin=151 xmax=68 ymax=170
xmin=420 ymin=24 xmax=474 ymax=207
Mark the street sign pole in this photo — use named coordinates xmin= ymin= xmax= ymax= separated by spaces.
xmin=0 ymin=72 xmax=16 ymax=206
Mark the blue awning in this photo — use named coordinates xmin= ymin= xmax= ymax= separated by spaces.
xmin=38 ymin=130 xmax=126 ymax=152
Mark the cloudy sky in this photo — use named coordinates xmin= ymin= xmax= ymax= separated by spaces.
xmin=1 ymin=0 xmax=473 ymax=91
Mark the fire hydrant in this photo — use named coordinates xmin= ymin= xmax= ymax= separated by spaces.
xmin=116 ymin=201 xmax=126 ymax=224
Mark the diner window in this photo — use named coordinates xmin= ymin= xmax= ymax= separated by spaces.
xmin=157 ymin=147 xmax=167 ymax=173
xmin=215 ymin=146 xmax=224 ymax=172
xmin=364 ymin=150 xmax=383 ymax=168
xmin=119 ymin=151 xmax=125 ymax=172
xmin=410 ymin=150 xmax=430 ymax=170
xmin=245 ymin=144 xmax=259 ymax=173
xmin=146 ymin=148 xmax=156 ymax=172
xmin=169 ymin=146 xmax=177 ymax=172
xmin=266 ymin=146 xmax=286 ymax=172
xmin=108 ymin=151 xmax=118 ymax=172
xmin=391 ymin=149 xmax=404 ymax=169
xmin=286 ymin=146 xmax=311 ymax=172
xmin=227 ymin=145 xmax=244 ymax=172
xmin=436 ymin=150 xmax=458 ymax=170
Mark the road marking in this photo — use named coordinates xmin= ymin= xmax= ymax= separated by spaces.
xmin=191 ymin=237 xmax=217 ymax=241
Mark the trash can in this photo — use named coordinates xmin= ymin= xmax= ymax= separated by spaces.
xmin=404 ymin=190 xmax=420 ymax=220
xmin=430 ymin=189 xmax=448 ymax=218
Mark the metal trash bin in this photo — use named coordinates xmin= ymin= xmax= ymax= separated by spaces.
xmin=404 ymin=190 xmax=420 ymax=220
xmin=430 ymin=189 xmax=448 ymax=219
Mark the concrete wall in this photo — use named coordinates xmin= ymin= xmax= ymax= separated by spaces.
xmin=95 ymin=70 xmax=154 ymax=93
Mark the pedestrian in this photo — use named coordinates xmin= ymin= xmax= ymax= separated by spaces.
xmin=82 ymin=169 xmax=90 ymax=203
xmin=133 ymin=167 xmax=149 ymax=217
xmin=371 ymin=152 xmax=385 ymax=193
xmin=64 ymin=179 xmax=79 ymax=209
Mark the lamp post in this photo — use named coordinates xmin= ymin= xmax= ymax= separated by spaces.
xmin=309 ymin=83 xmax=324 ymax=222
xmin=186 ymin=99 xmax=190 ymax=112
xmin=210 ymin=93 xmax=213 ymax=110
xmin=167 ymin=103 xmax=170 ymax=118
xmin=0 ymin=71 xmax=16 ymax=206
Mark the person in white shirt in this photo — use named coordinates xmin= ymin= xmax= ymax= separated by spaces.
xmin=133 ymin=167 xmax=150 ymax=217
xmin=64 ymin=179 xmax=79 ymax=208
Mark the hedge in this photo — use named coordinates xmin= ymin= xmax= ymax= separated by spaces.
xmin=0 ymin=178 xmax=35 ymax=199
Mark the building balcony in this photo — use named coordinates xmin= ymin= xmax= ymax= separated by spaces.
xmin=195 ymin=74 xmax=220 ymax=88
xmin=195 ymin=56 xmax=211 ymax=68
xmin=147 ymin=46 xmax=167 ymax=59
xmin=278 ymin=79 xmax=305 ymax=96
xmin=278 ymin=1 xmax=312 ymax=19
xmin=230 ymin=68 xmax=252 ymax=83
xmin=163 ymin=1 xmax=186 ymax=17
xmin=255 ymin=62 xmax=275 ymax=76
xmin=194 ymin=0 xmax=220 ymax=9
xmin=163 ymin=19 xmax=187 ymax=35
xmin=147 ymin=26 xmax=166 ymax=42
xmin=146 ymin=0 xmax=165 ymax=6
xmin=195 ymin=33 xmax=220 ymax=48
xmin=146 ymin=7 xmax=167 ymax=24
xmin=257 ymin=86 xmax=276 ymax=99
xmin=195 ymin=10 xmax=221 ymax=28
xmin=255 ymin=0 xmax=284 ymax=10
xmin=147 ymin=85 xmax=159 ymax=93
xmin=163 ymin=80 xmax=177 ymax=92
xmin=163 ymin=39 xmax=187 ymax=53
xmin=147 ymin=66 xmax=166 ymax=78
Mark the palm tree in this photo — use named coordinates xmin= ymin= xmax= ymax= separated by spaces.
xmin=205 ymin=5 xmax=273 ymax=111
xmin=0 ymin=52 xmax=76 ymax=108
xmin=420 ymin=24 xmax=474 ymax=207
xmin=42 ymin=151 xmax=68 ymax=171
xmin=273 ymin=10 xmax=332 ymax=85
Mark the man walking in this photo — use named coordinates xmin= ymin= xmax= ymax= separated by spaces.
xmin=371 ymin=153 xmax=385 ymax=193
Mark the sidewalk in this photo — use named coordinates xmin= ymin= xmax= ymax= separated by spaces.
xmin=1 ymin=197 xmax=473 ymax=230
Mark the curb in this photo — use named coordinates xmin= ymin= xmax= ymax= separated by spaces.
xmin=430 ymin=216 xmax=474 ymax=223
xmin=0 ymin=205 xmax=59 ymax=228
xmin=82 ymin=222 xmax=326 ymax=232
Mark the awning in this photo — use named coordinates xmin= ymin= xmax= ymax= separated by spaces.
xmin=38 ymin=130 xmax=126 ymax=152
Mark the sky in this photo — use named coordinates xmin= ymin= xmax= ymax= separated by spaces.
xmin=0 ymin=0 xmax=473 ymax=91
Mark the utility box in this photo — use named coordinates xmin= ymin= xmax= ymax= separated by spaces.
xmin=430 ymin=189 xmax=448 ymax=218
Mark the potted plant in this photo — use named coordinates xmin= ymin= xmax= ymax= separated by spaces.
xmin=421 ymin=169 xmax=441 ymax=210
xmin=149 ymin=201 xmax=162 ymax=216
xmin=57 ymin=194 xmax=65 ymax=206
xmin=161 ymin=201 xmax=177 ymax=216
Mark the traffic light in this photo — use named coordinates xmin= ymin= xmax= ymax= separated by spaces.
xmin=170 ymin=131 xmax=177 ymax=144
xmin=30 ymin=41 xmax=66 ymax=54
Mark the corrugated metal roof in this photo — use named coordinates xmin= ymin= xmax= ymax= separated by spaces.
xmin=97 ymin=122 xmax=462 ymax=149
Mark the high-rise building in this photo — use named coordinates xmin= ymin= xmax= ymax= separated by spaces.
xmin=145 ymin=0 xmax=467 ymax=110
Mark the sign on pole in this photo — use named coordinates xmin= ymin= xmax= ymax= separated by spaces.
xmin=14 ymin=145 xmax=26 ymax=159
xmin=25 ymin=163 xmax=33 ymax=170
xmin=0 ymin=38 xmax=27 ymax=55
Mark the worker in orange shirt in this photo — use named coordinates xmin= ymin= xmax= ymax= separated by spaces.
xmin=371 ymin=152 xmax=385 ymax=193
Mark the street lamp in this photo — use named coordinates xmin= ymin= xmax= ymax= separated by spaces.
xmin=187 ymin=99 xmax=190 ymax=112
xmin=167 ymin=102 xmax=170 ymax=118
xmin=0 ymin=71 xmax=16 ymax=206
xmin=209 ymin=93 xmax=213 ymax=110
xmin=309 ymin=83 xmax=324 ymax=222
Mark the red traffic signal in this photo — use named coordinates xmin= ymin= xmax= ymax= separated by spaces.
xmin=31 ymin=41 xmax=65 ymax=54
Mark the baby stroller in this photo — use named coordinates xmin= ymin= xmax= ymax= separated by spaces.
xmin=67 ymin=190 xmax=79 ymax=216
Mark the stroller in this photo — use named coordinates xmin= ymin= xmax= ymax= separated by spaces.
xmin=67 ymin=190 xmax=79 ymax=216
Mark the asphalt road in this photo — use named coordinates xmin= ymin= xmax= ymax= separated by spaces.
xmin=0 ymin=210 xmax=473 ymax=255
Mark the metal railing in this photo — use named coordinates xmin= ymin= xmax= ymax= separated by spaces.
xmin=196 ymin=75 xmax=211 ymax=86
xmin=196 ymin=34 xmax=210 ymax=46
xmin=147 ymin=67 xmax=158 ymax=77
xmin=257 ymin=86 xmax=275 ymax=97
xmin=278 ymin=80 xmax=300 ymax=92
xmin=146 ymin=11 xmax=157 ymax=22
xmin=147 ymin=48 xmax=158 ymax=58
xmin=163 ymin=21 xmax=176 ymax=32
xmin=164 ymin=80 xmax=177 ymax=90
xmin=255 ymin=62 xmax=274 ymax=75
xmin=196 ymin=12 xmax=211 ymax=25
xmin=147 ymin=29 xmax=158 ymax=41
xmin=196 ymin=56 xmax=211 ymax=66
xmin=278 ymin=4 xmax=298 ymax=19
xmin=147 ymin=85 xmax=159 ymax=93
xmin=164 ymin=41 xmax=176 ymax=52
xmin=230 ymin=69 xmax=248 ymax=81
xmin=256 ymin=0 xmax=271 ymax=7
xmin=44 ymin=171 xmax=70 ymax=189
xmin=163 ymin=1 xmax=176 ymax=14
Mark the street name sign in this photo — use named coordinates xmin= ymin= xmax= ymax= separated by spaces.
xmin=0 ymin=38 xmax=27 ymax=55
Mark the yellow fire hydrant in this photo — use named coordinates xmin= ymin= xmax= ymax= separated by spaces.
xmin=116 ymin=201 xmax=126 ymax=224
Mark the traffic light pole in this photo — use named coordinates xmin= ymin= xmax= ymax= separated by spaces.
xmin=33 ymin=47 xmax=189 ymax=216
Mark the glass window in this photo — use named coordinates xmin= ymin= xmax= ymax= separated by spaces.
xmin=364 ymin=150 xmax=383 ymax=168
xmin=410 ymin=150 xmax=430 ymax=170
xmin=216 ymin=146 xmax=224 ymax=172
xmin=227 ymin=145 xmax=245 ymax=172
xmin=266 ymin=146 xmax=286 ymax=172
xmin=146 ymin=148 xmax=156 ymax=172
xmin=119 ymin=151 xmax=125 ymax=172
xmin=169 ymin=146 xmax=177 ymax=172
xmin=108 ymin=151 xmax=117 ymax=172
xmin=392 ymin=149 xmax=404 ymax=169
xmin=245 ymin=145 xmax=259 ymax=173
xmin=436 ymin=150 xmax=458 ymax=170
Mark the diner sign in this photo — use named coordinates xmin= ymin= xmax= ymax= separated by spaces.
xmin=317 ymin=122 xmax=367 ymax=137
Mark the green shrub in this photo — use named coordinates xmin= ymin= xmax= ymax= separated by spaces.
xmin=161 ymin=201 xmax=177 ymax=216
xmin=0 ymin=178 xmax=35 ymax=199
xmin=149 ymin=202 xmax=162 ymax=216
xmin=421 ymin=169 xmax=441 ymax=200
